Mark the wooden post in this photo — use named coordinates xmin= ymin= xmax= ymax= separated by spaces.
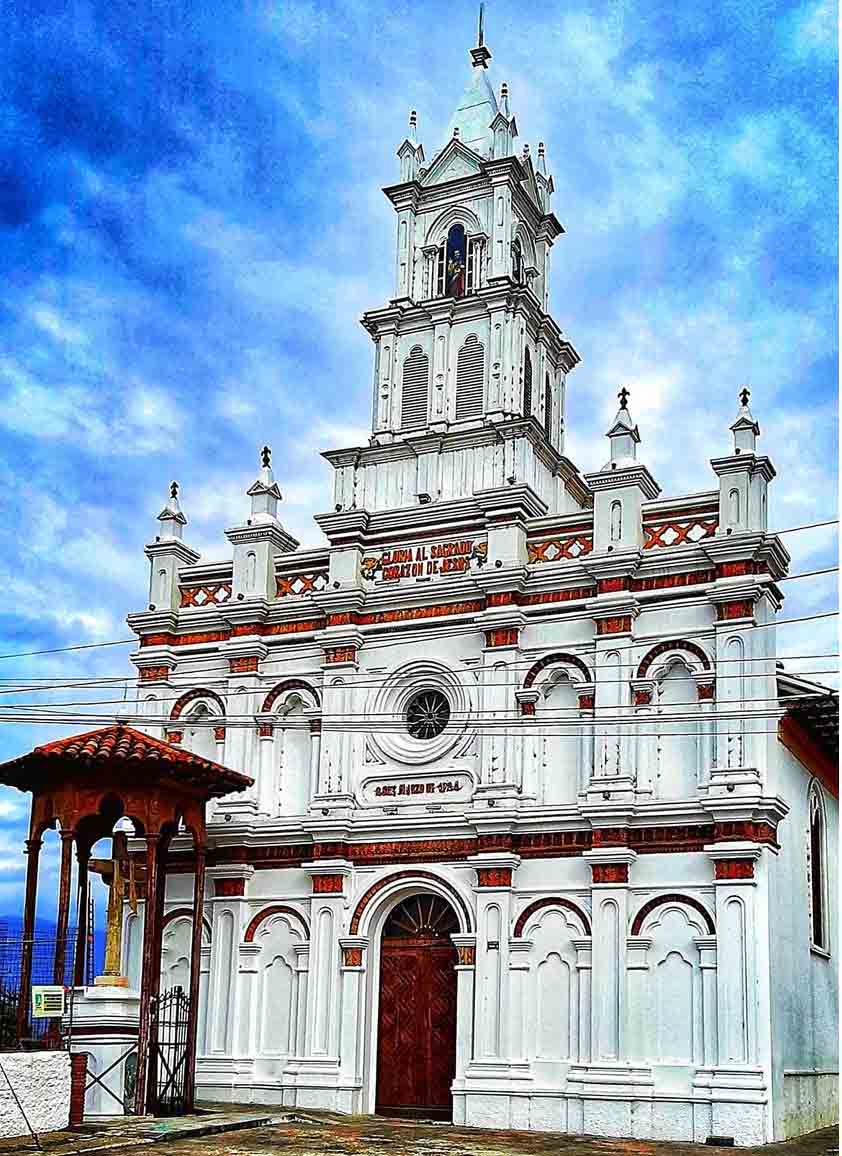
xmin=53 ymin=832 xmax=74 ymax=985
xmin=16 ymin=836 xmax=42 ymax=1041
xmin=183 ymin=841 xmax=207 ymax=1113
xmin=134 ymin=832 xmax=161 ymax=1116
xmin=73 ymin=845 xmax=90 ymax=987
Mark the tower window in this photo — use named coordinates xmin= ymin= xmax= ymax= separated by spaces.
xmin=512 ymin=238 xmax=524 ymax=284
xmin=809 ymin=785 xmax=828 ymax=951
xmin=455 ymin=335 xmax=485 ymax=420
xmin=439 ymin=224 xmax=467 ymax=298
xmin=523 ymin=346 xmax=533 ymax=417
xmin=401 ymin=346 xmax=430 ymax=431
xmin=544 ymin=373 xmax=552 ymax=441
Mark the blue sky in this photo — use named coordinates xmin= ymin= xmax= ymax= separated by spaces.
xmin=0 ymin=0 xmax=836 ymax=919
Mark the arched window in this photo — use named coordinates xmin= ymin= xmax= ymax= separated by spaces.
xmin=523 ymin=346 xmax=532 ymax=417
xmin=455 ymin=335 xmax=485 ymax=420
xmin=728 ymin=488 xmax=741 ymax=527
xmin=438 ymin=225 xmax=467 ymax=298
xmin=809 ymin=785 xmax=828 ymax=950
xmin=512 ymin=238 xmax=524 ymax=284
xmin=401 ymin=345 xmax=430 ymax=431
xmin=610 ymin=501 xmax=622 ymax=542
xmin=544 ymin=374 xmax=552 ymax=441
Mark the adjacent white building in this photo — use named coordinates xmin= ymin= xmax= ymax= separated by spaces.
xmin=125 ymin=29 xmax=838 ymax=1143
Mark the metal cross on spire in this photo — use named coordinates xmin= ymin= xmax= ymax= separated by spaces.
xmin=170 ymin=480 xmax=179 ymax=500
xmin=261 ymin=445 xmax=272 ymax=468
xmin=739 ymin=387 xmax=751 ymax=408
xmin=618 ymin=387 xmax=630 ymax=409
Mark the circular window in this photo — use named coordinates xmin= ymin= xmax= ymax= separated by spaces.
xmin=405 ymin=689 xmax=451 ymax=740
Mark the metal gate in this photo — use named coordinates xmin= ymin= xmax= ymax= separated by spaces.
xmin=150 ymin=986 xmax=190 ymax=1116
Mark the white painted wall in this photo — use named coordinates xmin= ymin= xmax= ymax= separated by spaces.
xmin=0 ymin=1052 xmax=70 ymax=1138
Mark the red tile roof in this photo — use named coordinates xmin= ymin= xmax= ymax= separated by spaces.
xmin=0 ymin=724 xmax=252 ymax=797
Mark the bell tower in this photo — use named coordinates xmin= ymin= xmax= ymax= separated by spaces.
xmin=324 ymin=19 xmax=587 ymax=518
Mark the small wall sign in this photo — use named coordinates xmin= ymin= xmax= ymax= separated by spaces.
xmin=362 ymin=538 xmax=487 ymax=583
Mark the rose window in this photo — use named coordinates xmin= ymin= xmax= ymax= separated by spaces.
xmin=405 ymin=689 xmax=451 ymax=740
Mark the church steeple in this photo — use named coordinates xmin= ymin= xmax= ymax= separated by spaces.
xmin=442 ymin=10 xmax=498 ymax=157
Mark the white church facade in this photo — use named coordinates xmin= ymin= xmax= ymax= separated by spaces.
xmin=124 ymin=30 xmax=838 ymax=1144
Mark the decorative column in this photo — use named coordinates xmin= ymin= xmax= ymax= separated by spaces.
xmin=625 ymin=936 xmax=652 ymax=1063
xmin=205 ymin=866 xmax=253 ymax=1061
xmin=337 ymin=936 xmax=369 ymax=1112
xmin=507 ymin=939 xmax=532 ymax=1067
xmin=572 ymin=937 xmax=592 ymax=1063
xmin=694 ymin=936 xmax=718 ymax=1071
xmin=183 ymin=840 xmax=207 ymax=1113
xmin=16 ymin=835 xmax=42 ymax=1039
xmin=300 ymin=861 xmax=351 ymax=1080
xmin=577 ymin=685 xmax=596 ymax=795
xmin=695 ymin=674 xmax=716 ymax=790
xmin=465 ymin=853 xmax=519 ymax=1075
xmin=73 ymin=841 xmax=90 ymax=987
xmin=52 ymin=831 xmax=74 ymax=985
xmin=450 ymin=933 xmax=477 ymax=1126
xmin=134 ymin=831 xmax=162 ymax=1115
xmin=306 ymin=716 xmax=322 ymax=807
xmin=235 ymin=943 xmax=261 ymax=1059
xmin=254 ymin=716 xmax=276 ymax=815
xmin=629 ymin=679 xmax=655 ymax=796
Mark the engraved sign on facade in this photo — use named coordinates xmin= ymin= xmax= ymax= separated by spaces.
xmin=359 ymin=771 xmax=474 ymax=807
xmin=362 ymin=538 xmax=487 ymax=583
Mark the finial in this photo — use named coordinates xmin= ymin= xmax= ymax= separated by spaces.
xmin=469 ymin=4 xmax=492 ymax=67
xmin=453 ymin=126 xmax=460 ymax=140
xmin=409 ymin=109 xmax=417 ymax=133
xmin=739 ymin=386 xmax=751 ymax=408
xmin=618 ymin=387 xmax=630 ymax=409
xmin=478 ymin=2 xmax=485 ymax=47
xmin=170 ymin=480 xmax=179 ymax=500
xmin=522 ymin=143 xmax=530 ymax=160
xmin=538 ymin=141 xmax=545 ymax=159
xmin=261 ymin=445 xmax=272 ymax=468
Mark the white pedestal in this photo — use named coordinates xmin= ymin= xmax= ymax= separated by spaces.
xmin=69 ymin=984 xmax=140 ymax=1117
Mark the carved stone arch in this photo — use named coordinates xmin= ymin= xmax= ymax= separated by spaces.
xmin=261 ymin=679 xmax=321 ymax=714
xmin=425 ymin=204 xmax=483 ymax=246
xmin=162 ymin=907 xmax=213 ymax=943
xmin=170 ymin=687 xmax=226 ymax=721
xmin=349 ymin=869 xmax=474 ymax=935
xmin=513 ymin=896 xmax=591 ymax=938
xmin=244 ymin=904 xmax=310 ymax=942
xmin=511 ymin=221 xmax=536 ymax=267
xmin=523 ymin=651 xmax=592 ymax=690
xmin=630 ymin=893 xmax=715 ymax=937
xmin=637 ymin=639 xmax=712 ymax=680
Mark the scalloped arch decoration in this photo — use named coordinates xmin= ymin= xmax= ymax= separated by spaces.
xmin=630 ymin=892 xmax=715 ymax=936
xmin=244 ymin=904 xmax=310 ymax=942
xmin=161 ymin=907 xmax=213 ymax=941
xmin=170 ymin=688 xmax=226 ymax=721
xmin=513 ymin=896 xmax=591 ymax=938
xmin=424 ymin=204 xmax=483 ymax=246
xmin=637 ymin=639 xmax=711 ymax=679
xmin=349 ymin=869 xmax=474 ymax=935
xmin=261 ymin=679 xmax=321 ymax=713
xmin=523 ymin=652 xmax=592 ymax=689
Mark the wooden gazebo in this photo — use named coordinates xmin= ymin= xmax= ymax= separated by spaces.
xmin=0 ymin=724 xmax=252 ymax=1114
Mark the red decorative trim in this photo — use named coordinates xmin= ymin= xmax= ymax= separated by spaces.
xmin=520 ymin=587 xmax=594 ymax=606
xmin=170 ymin=687 xmax=226 ymax=721
xmin=476 ymin=867 xmax=513 ymax=887
xmin=713 ymin=820 xmax=777 ymax=846
xmin=523 ymin=651 xmax=592 ymax=688
xmin=520 ymin=700 xmax=536 ymax=716
xmin=312 ymin=873 xmax=344 ymax=894
xmin=515 ymin=831 xmax=590 ymax=858
xmin=261 ymin=679 xmax=320 ymax=712
xmin=140 ymin=629 xmax=229 ymax=648
xmin=213 ymin=726 xmax=226 ymax=742
xmin=327 ymin=612 xmax=356 ymax=627
xmin=139 ymin=665 xmax=171 ymax=683
xmin=276 ymin=570 xmax=328 ymax=597
xmin=578 ymin=694 xmax=595 ymax=711
xmin=643 ymin=515 xmax=718 ymax=549
xmin=456 ymin=944 xmax=476 ymax=966
xmin=779 ymin=715 xmax=838 ymax=799
xmin=629 ymin=825 xmax=714 ymax=854
xmin=714 ymin=858 xmax=755 ymax=880
xmin=487 ymin=592 xmax=519 ymax=607
xmin=637 ymin=639 xmax=711 ymax=678
xmin=485 ymin=628 xmax=519 ymax=648
xmin=592 ymin=828 xmax=629 ymax=847
xmin=166 ymin=730 xmax=183 ymax=744
xmin=513 ymin=897 xmax=591 ymax=937
xmin=349 ymin=870 xmax=474 ymax=935
xmin=324 ymin=646 xmax=357 ymax=664
xmin=309 ymin=719 xmax=322 ymax=734
xmin=634 ymin=689 xmax=652 ymax=706
xmin=591 ymin=862 xmax=629 ymax=884
xmin=596 ymin=616 xmax=632 ymax=635
xmin=138 ymin=621 xmax=326 ymax=649
xmin=631 ymin=893 xmax=715 ymax=936
xmin=214 ymin=878 xmax=245 ymax=897
xmin=597 ymin=576 xmax=629 ymax=594
xmin=631 ymin=570 xmax=715 ymax=592
xmin=357 ymin=600 xmax=484 ymax=626
xmin=244 ymin=904 xmax=310 ymax=942
xmin=528 ymin=533 xmax=593 ymax=563
xmin=698 ymin=682 xmax=715 ymax=701
xmin=257 ymin=723 xmax=274 ymax=738
xmin=179 ymin=582 xmax=232 ymax=608
xmin=716 ymin=599 xmax=755 ymax=621
xmin=342 ymin=946 xmax=363 ymax=966
xmin=162 ymin=907 xmax=213 ymax=940
xmin=229 ymin=656 xmax=258 ymax=674
xmin=69 ymin=1053 xmax=88 ymax=1126
xmin=715 ymin=560 xmax=766 ymax=579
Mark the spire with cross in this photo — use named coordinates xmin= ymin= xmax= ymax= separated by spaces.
xmin=730 ymin=385 xmax=760 ymax=453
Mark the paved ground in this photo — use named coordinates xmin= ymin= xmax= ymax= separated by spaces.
xmin=0 ymin=1110 xmax=836 ymax=1156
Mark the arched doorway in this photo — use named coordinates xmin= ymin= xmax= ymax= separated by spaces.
xmin=375 ymin=894 xmax=459 ymax=1120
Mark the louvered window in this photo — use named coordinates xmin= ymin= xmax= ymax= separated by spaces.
xmin=544 ymin=374 xmax=552 ymax=441
xmin=523 ymin=346 xmax=533 ymax=417
xmin=455 ymin=335 xmax=485 ymax=420
xmin=401 ymin=346 xmax=430 ymax=430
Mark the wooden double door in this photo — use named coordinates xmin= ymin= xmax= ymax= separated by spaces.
xmin=375 ymin=895 xmax=459 ymax=1120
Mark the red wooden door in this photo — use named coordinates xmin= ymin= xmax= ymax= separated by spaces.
xmin=375 ymin=896 xmax=458 ymax=1120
